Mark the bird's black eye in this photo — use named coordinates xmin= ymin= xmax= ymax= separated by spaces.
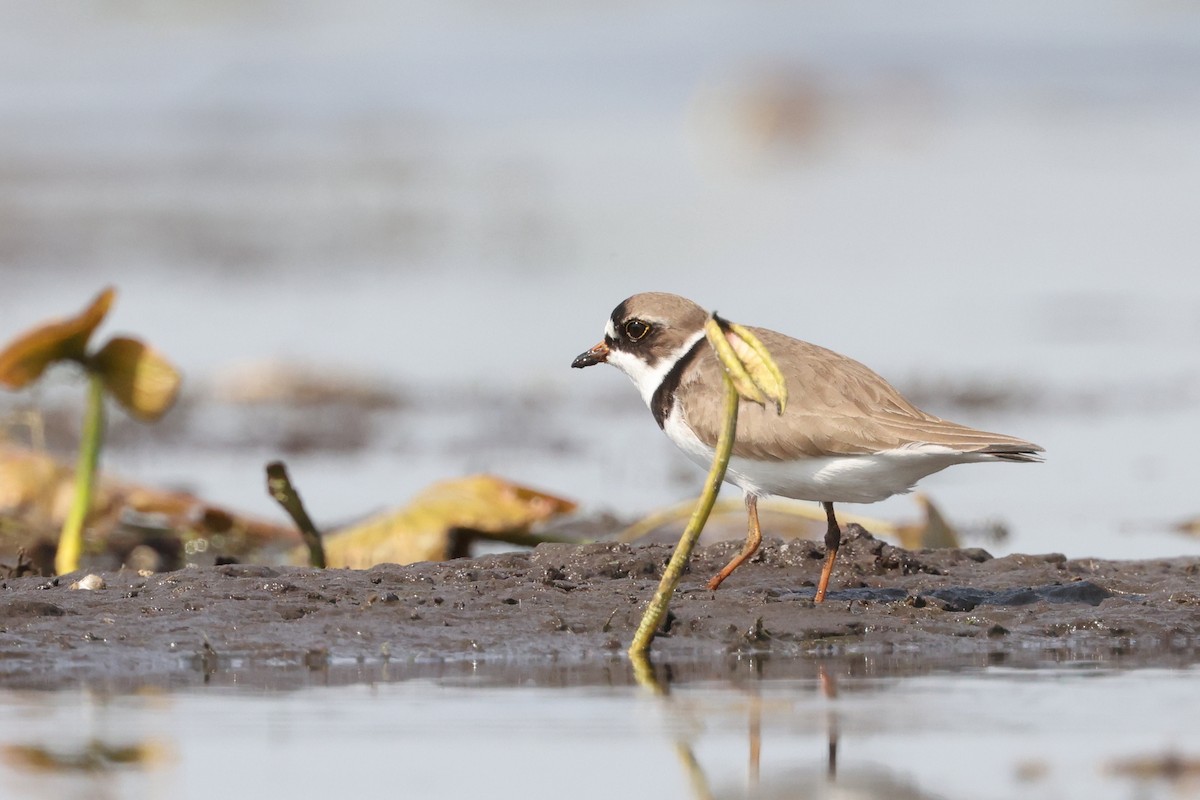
xmin=624 ymin=319 xmax=650 ymax=341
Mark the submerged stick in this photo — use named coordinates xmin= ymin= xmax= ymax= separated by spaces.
xmin=266 ymin=461 xmax=326 ymax=568
xmin=627 ymin=372 xmax=739 ymax=658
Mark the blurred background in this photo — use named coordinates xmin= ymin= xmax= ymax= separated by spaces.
xmin=0 ymin=0 xmax=1197 ymax=560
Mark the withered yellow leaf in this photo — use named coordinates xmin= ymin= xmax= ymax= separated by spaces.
xmin=724 ymin=321 xmax=787 ymax=414
xmin=704 ymin=314 xmax=787 ymax=413
xmin=321 ymin=475 xmax=578 ymax=569
xmin=0 ymin=288 xmax=115 ymax=389
xmin=704 ymin=316 xmax=766 ymax=405
xmin=91 ymin=336 xmax=182 ymax=421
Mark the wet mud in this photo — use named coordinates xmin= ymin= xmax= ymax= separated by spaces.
xmin=2 ymin=527 xmax=1199 ymax=690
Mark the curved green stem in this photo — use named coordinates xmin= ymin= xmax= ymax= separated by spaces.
xmin=56 ymin=371 xmax=105 ymax=575
xmin=628 ymin=372 xmax=739 ymax=658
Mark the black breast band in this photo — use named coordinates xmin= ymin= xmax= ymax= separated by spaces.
xmin=651 ymin=337 xmax=705 ymax=429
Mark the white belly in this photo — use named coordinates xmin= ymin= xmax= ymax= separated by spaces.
xmin=662 ymin=407 xmax=980 ymax=504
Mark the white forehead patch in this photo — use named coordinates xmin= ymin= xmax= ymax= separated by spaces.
xmin=604 ymin=318 xmax=616 ymax=339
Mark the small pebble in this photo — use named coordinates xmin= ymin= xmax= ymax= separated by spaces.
xmin=69 ymin=574 xmax=106 ymax=591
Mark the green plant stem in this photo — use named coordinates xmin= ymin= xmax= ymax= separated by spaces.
xmin=628 ymin=372 xmax=739 ymax=658
xmin=56 ymin=371 xmax=105 ymax=575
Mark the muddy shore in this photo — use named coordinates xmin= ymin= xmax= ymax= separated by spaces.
xmin=2 ymin=528 xmax=1199 ymax=691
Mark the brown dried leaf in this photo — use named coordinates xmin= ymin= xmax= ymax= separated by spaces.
xmin=322 ymin=475 xmax=578 ymax=569
xmin=0 ymin=445 xmax=297 ymax=566
xmin=91 ymin=336 xmax=182 ymax=421
xmin=0 ymin=288 xmax=115 ymax=389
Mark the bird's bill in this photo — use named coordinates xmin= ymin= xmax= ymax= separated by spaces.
xmin=571 ymin=341 xmax=609 ymax=368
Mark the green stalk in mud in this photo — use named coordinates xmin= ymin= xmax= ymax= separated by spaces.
xmin=628 ymin=372 xmax=739 ymax=658
xmin=0 ymin=288 xmax=181 ymax=576
xmin=55 ymin=372 xmax=106 ymax=576
xmin=627 ymin=312 xmax=787 ymax=659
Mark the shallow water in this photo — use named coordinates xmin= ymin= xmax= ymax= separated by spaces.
xmin=2 ymin=663 xmax=1198 ymax=800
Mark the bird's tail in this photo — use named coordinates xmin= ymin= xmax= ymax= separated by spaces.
xmin=978 ymin=443 xmax=1044 ymax=463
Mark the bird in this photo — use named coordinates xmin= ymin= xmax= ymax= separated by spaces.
xmin=571 ymin=292 xmax=1043 ymax=602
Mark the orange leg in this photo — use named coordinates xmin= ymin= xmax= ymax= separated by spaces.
xmin=814 ymin=501 xmax=842 ymax=603
xmin=707 ymin=494 xmax=762 ymax=590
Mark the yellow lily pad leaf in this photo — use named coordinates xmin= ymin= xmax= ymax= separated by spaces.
xmin=724 ymin=320 xmax=787 ymax=414
xmin=704 ymin=314 xmax=787 ymax=413
xmin=704 ymin=316 xmax=766 ymax=405
xmin=91 ymin=336 xmax=182 ymax=421
xmin=0 ymin=288 xmax=115 ymax=389
xmin=321 ymin=475 xmax=578 ymax=569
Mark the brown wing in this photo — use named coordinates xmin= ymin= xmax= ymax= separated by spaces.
xmin=676 ymin=327 xmax=1043 ymax=461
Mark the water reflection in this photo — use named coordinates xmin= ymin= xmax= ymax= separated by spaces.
xmin=632 ymin=655 xmax=948 ymax=800
xmin=0 ymin=691 xmax=172 ymax=800
xmin=1 ymin=659 xmax=1199 ymax=799
xmin=2 ymin=739 xmax=167 ymax=774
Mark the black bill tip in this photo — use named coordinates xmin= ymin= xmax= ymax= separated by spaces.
xmin=571 ymin=342 xmax=609 ymax=369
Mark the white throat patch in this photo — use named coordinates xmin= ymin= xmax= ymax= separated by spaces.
xmin=606 ymin=328 xmax=706 ymax=408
